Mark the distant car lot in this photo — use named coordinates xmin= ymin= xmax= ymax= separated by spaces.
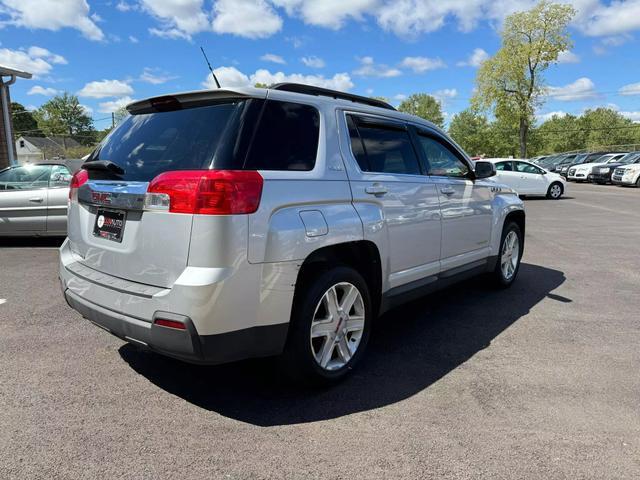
xmin=1 ymin=182 xmax=639 ymax=479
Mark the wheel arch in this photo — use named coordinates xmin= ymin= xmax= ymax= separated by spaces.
xmin=295 ymin=240 xmax=383 ymax=317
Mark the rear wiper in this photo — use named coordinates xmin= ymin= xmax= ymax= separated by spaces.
xmin=83 ymin=160 xmax=125 ymax=176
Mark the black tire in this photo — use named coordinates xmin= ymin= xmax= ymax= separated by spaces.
xmin=546 ymin=182 xmax=563 ymax=199
xmin=636 ymin=176 xmax=640 ymax=188
xmin=491 ymin=222 xmax=523 ymax=288
xmin=280 ymin=266 xmax=372 ymax=386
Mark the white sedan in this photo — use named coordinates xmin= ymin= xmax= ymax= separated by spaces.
xmin=485 ymin=158 xmax=567 ymax=199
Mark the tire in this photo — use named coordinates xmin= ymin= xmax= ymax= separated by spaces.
xmin=546 ymin=182 xmax=563 ymax=199
xmin=280 ymin=266 xmax=372 ymax=385
xmin=492 ymin=222 xmax=523 ymax=288
xmin=636 ymin=176 xmax=640 ymax=188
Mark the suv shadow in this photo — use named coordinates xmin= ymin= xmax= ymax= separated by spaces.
xmin=119 ymin=262 xmax=566 ymax=426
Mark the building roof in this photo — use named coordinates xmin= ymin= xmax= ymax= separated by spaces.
xmin=20 ymin=135 xmax=82 ymax=155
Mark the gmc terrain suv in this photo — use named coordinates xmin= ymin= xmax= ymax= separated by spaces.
xmin=59 ymin=84 xmax=525 ymax=383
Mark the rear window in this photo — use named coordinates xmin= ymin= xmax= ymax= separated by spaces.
xmin=87 ymin=98 xmax=320 ymax=181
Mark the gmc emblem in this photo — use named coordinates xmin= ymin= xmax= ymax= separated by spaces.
xmin=91 ymin=192 xmax=112 ymax=205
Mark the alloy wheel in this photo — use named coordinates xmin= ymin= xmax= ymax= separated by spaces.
xmin=310 ymin=282 xmax=365 ymax=371
xmin=501 ymin=231 xmax=520 ymax=280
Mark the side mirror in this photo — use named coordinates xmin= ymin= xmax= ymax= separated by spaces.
xmin=474 ymin=160 xmax=496 ymax=179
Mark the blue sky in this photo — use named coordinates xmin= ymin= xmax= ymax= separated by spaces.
xmin=1 ymin=0 xmax=640 ymax=132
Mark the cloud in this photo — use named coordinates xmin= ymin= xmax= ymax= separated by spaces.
xmin=78 ymin=79 xmax=134 ymax=98
xmin=546 ymin=77 xmax=597 ymax=101
xmin=432 ymin=88 xmax=457 ymax=104
xmin=27 ymin=86 xmax=59 ymax=96
xmin=457 ymin=48 xmax=489 ymax=67
xmin=129 ymin=35 xmax=139 ymax=43
xmin=537 ymin=110 xmax=568 ymax=122
xmin=272 ymin=0 xmax=377 ymax=30
xmin=0 ymin=46 xmax=66 ymax=76
xmin=139 ymin=68 xmax=177 ymax=84
xmin=619 ymin=82 xmax=640 ymax=96
xmin=301 ymin=56 xmax=325 ymax=68
xmin=353 ymin=56 xmax=401 ymax=78
xmin=400 ymin=56 xmax=446 ymax=73
xmin=576 ymin=0 xmax=640 ymax=37
xmin=98 ymin=96 xmax=134 ymax=113
xmin=0 ymin=0 xmax=104 ymax=41
xmin=261 ymin=53 xmax=286 ymax=64
xmin=141 ymin=0 xmax=210 ymax=39
xmin=148 ymin=27 xmax=191 ymax=40
xmin=202 ymin=66 xmax=354 ymax=92
xmin=619 ymin=111 xmax=640 ymax=122
xmin=557 ymin=50 xmax=580 ymax=64
xmin=213 ymin=0 xmax=282 ymax=38
xmin=116 ymin=1 xmax=135 ymax=12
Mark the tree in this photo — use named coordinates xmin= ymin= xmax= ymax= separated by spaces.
xmin=472 ymin=1 xmax=575 ymax=158
xmin=535 ymin=113 xmax=584 ymax=153
xmin=114 ymin=106 xmax=129 ymax=125
xmin=448 ymin=109 xmax=492 ymax=156
xmin=397 ymin=94 xmax=444 ymax=128
xmin=580 ymin=108 xmax=638 ymax=150
xmin=34 ymin=93 xmax=96 ymax=145
xmin=11 ymin=102 xmax=41 ymax=136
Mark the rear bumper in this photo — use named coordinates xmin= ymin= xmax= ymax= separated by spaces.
xmin=63 ymin=286 xmax=288 ymax=365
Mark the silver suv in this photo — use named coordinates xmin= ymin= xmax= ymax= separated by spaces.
xmin=59 ymin=84 xmax=525 ymax=384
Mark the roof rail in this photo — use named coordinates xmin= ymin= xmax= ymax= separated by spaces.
xmin=269 ymin=83 xmax=396 ymax=110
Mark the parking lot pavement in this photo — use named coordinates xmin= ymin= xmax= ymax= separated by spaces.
xmin=1 ymin=182 xmax=639 ymax=479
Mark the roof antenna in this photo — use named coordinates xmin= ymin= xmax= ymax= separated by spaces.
xmin=200 ymin=46 xmax=221 ymax=88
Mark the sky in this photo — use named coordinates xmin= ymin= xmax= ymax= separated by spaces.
xmin=1 ymin=0 xmax=640 ymax=132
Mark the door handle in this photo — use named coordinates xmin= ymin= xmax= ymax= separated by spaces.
xmin=365 ymin=184 xmax=388 ymax=196
xmin=29 ymin=197 xmax=44 ymax=203
xmin=440 ymin=186 xmax=455 ymax=196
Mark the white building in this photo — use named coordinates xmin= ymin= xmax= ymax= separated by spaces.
xmin=15 ymin=135 xmax=81 ymax=164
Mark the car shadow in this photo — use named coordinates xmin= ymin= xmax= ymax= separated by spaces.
xmin=0 ymin=236 xmax=65 ymax=248
xmin=119 ymin=263 xmax=565 ymax=426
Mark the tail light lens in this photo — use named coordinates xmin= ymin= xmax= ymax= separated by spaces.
xmin=68 ymin=169 xmax=89 ymax=201
xmin=146 ymin=170 xmax=263 ymax=215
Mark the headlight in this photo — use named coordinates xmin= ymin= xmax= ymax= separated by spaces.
xmin=599 ymin=167 xmax=610 ymax=173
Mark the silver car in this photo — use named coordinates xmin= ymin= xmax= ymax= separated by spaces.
xmin=0 ymin=161 xmax=79 ymax=236
xmin=59 ymin=84 xmax=525 ymax=384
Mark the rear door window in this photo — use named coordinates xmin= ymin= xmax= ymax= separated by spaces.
xmin=244 ymin=101 xmax=320 ymax=171
xmin=347 ymin=115 xmax=421 ymax=175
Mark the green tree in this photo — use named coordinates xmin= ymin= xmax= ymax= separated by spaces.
xmin=34 ymin=93 xmax=96 ymax=145
xmin=114 ymin=106 xmax=129 ymax=125
xmin=254 ymin=82 xmax=269 ymax=88
xmin=580 ymin=108 xmax=638 ymax=150
xmin=397 ymin=94 xmax=444 ymax=128
xmin=448 ymin=109 xmax=492 ymax=156
xmin=536 ymin=113 xmax=584 ymax=153
xmin=472 ymin=1 xmax=575 ymax=158
xmin=11 ymin=102 xmax=41 ymax=136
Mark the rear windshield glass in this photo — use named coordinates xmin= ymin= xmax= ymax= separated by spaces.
xmin=87 ymin=99 xmax=260 ymax=181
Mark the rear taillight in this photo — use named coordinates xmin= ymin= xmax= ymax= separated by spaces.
xmin=146 ymin=170 xmax=263 ymax=215
xmin=69 ymin=169 xmax=89 ymax=201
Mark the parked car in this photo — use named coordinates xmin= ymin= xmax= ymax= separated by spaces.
xmin=561 ymin=152 xmax=613 ymax=179
xmin=0 ymin=160 xmax=83 ymax=236
xmin=567 ymin=153 xmax=626 ymax=182
xmin=612 ymin=160 xmax=640 ymax=187
xmin=591 ymin=152 xmax=640 ymax=184
xmin=546 ymin=154 xmax=577 ymax=173
xmin=59 ymin=84 xmax=525 ymax=384
xmin=486 ymin=158 xmax=566 ymax=199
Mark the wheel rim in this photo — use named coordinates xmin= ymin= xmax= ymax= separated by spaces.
xmin=550 ymin=184 xmax=562 ymax=198
xmin=501 ymin=231 xmax=520 ymax=280
xmin=310 ymin=282 xmax=365 ymax=371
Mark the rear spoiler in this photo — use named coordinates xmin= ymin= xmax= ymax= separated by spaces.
xmin=127 ymin=88 xmax=267 ymax=115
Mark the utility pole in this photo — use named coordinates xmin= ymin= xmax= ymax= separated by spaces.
xmin=111 ymin=112 xmax=115 ymax=129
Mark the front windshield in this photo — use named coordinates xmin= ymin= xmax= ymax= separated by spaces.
xmin=619 ymin=153 xmax=640 ymax=164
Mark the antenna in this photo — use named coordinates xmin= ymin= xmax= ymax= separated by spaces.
xmin=200 ymin=46 xmax=221 ymax=88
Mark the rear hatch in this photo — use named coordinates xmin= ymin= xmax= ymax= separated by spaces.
xmin=67 ymin=91 xmax=265 ymax=288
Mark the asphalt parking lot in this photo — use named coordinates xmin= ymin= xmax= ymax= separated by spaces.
xmin=1 ymin=182 xmax=639 ymax=479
